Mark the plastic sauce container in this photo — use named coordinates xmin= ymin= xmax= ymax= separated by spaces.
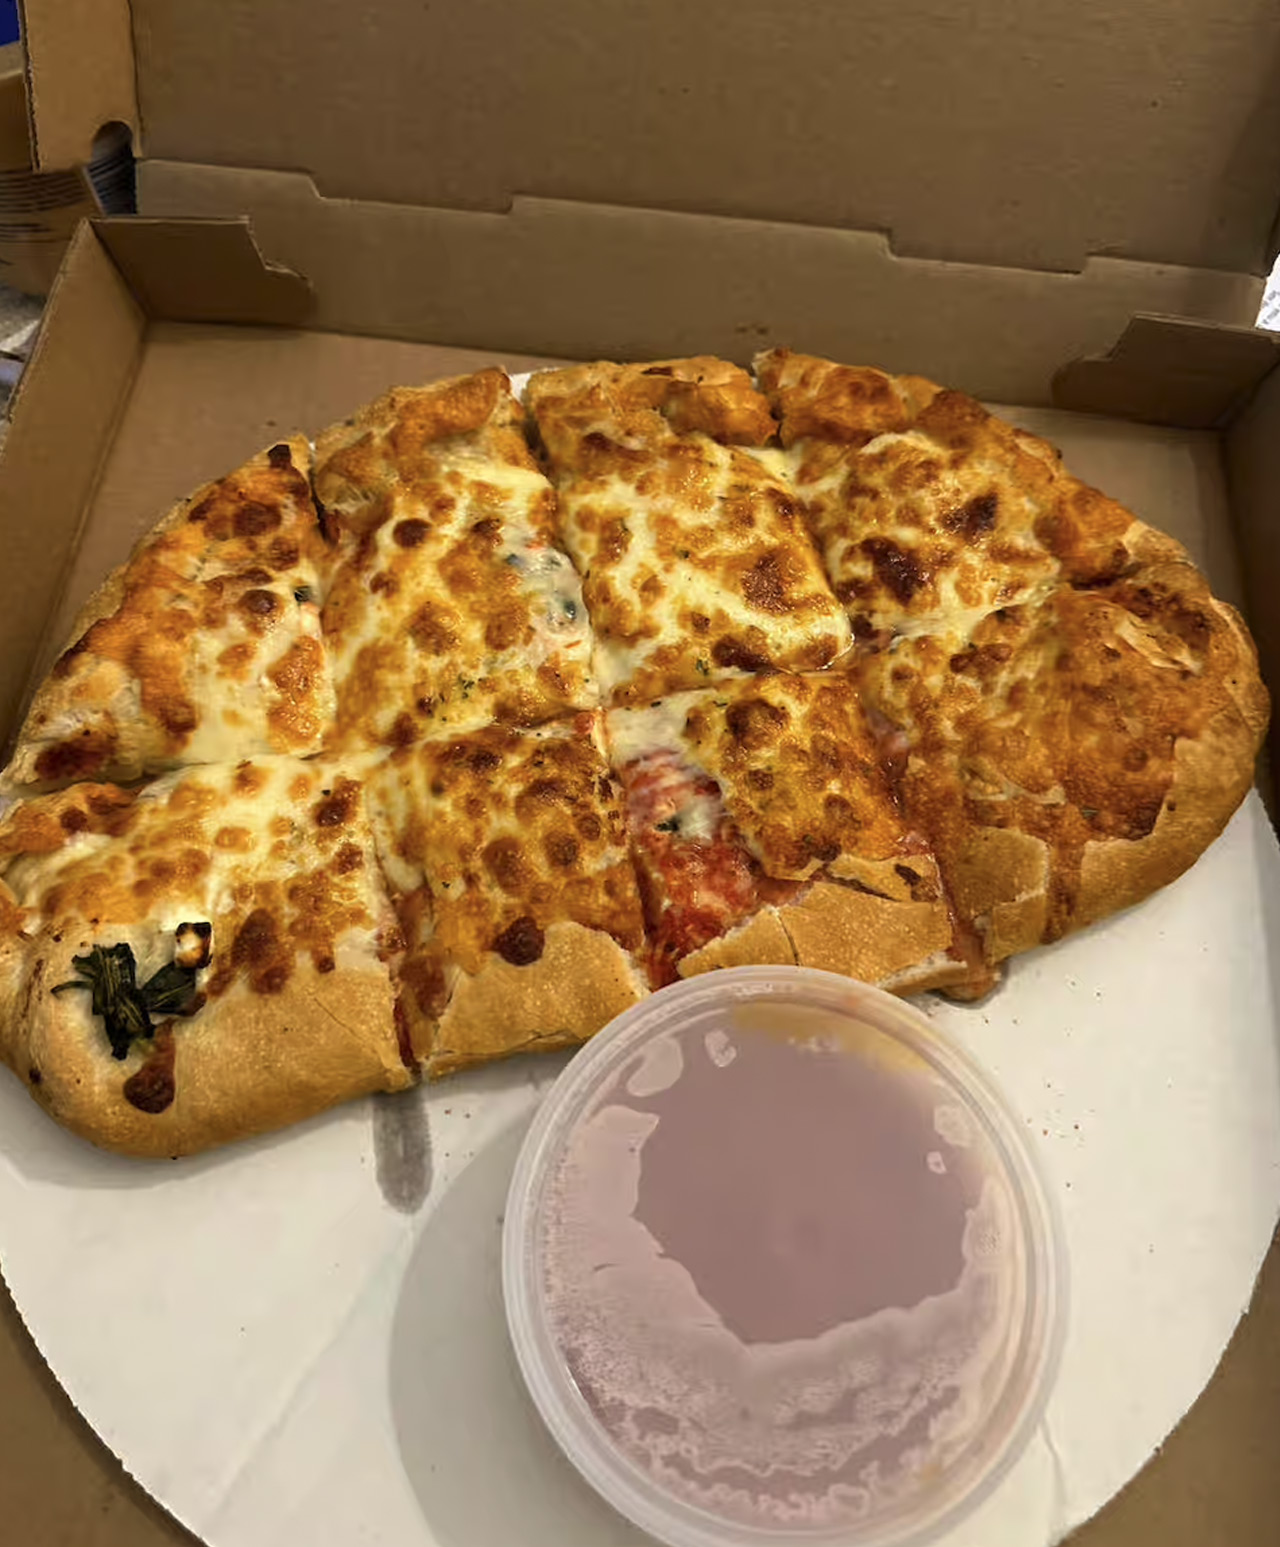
xmin=504 ymin=968 xmax=1066 ymax=1547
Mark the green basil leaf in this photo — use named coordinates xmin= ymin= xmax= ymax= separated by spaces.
xmin=54 ymin=944 xmax=150 ymax=1059
xmin=141 ymin=960 xmax=199 ymax=1016
xmin=53 ymin=937 xmax=204 ymax=1062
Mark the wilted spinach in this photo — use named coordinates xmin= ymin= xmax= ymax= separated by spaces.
xmin=51 ymin=932 xmax=205 ymax=1060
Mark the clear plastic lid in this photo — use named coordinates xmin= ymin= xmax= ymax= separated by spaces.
xmin=504 ymin=968 xmax=1066 ymax=1547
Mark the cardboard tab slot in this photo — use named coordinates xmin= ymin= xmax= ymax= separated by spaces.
xmin=92 ymin=217 xmax=314 ymax=327
xmin=1054 ymin=314 xmax=1280 ymax=429
xmin=138 ymin=163 xmax=1262 ymax=407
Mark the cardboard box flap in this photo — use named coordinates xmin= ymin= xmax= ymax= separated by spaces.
xmin=138 ymin=161 xmax=1264 ymax=411
xmin=18 ymin=0 xmax=135 ymax=173
xmin=92 ymin=217 xmax=313 ymax=327
xmin=22 ymin=0 xmax=1280 ymax=280
xmin=0 ymin=221 xmax=142 ymax=743
xmin=1228 ymin=370 xmax=1280 ymax=782
xmin=1055 ymin=315 xmax=1280 ymax=429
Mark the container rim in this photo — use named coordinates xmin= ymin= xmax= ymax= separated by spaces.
xmin=502 ymin=967 xmax=1069 ymax=1547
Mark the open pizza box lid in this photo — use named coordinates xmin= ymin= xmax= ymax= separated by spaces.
xmin=2 ymin=3 xmax=1280 ymax=1547
xmin=12 ymin=0 xmax=1280 ymax=389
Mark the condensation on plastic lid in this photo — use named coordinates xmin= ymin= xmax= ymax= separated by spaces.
xmin=503 ymin=968 xmax=1067 ymax=1547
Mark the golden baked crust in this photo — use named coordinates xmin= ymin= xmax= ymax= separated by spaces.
xmin=678 ymin=908 xmax=797 ymax=977
xmin=756 ymin=349 xmax=1144 ymax=643
xmin=532 ymin=357 xmax=779 ymax=445
xmin=761 ymin=348 xmax=1268 ymax=983
xmin=526 ymin=358 xmax=851 ymax=701
xmin=366 ymin=713 xmax=647 ymax=1070
xmin=860 ymin=546 xmax=1268 ymax=967
xmin=6 ymin=437 xmax=333 ymax=788
xmin=315 ymin=371 xmax=597 ymax=748
xmin=774 ymin=882 xmax=961 ymax=989
xmin=755 ymin=350 xmax=943 ymax=447
xmin=0 ymin=355 xmax=1267 ymax=1156
xmin=428 ymin=921 xmax=646 ymax=1078
xmin=0 ymin=756 xmax=410 ymax=1156
xmin=10 ymin=957 xmax=407 ymax=1158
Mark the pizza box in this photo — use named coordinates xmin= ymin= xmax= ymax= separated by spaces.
xmin=0 ymin=39 xmax=131 ymax=298
xmin=1 ymin=0 xmax=1280 ymax=1543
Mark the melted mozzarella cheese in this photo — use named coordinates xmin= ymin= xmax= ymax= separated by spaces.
xmin=321 ymin=436 xmax=596 ymax=747
xmin=532 ymin=397 xmax=851 ymax=702
xmin=2 ymin=755 xmax=392 ymax=986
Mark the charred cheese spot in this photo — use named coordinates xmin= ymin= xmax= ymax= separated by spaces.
xmin=234 ymin=762 xmax=268 ymax=794
xmin=407 ymin=603 xmax=458 ymax=655
xmin=122 ymin=1025 xmax=177 ymax=1114
xmin=390 ymin=712 xmax=418 ymax=746
xmin=393 ymin=518 xmax=429 ymax=547
xmin=543 ymin=830 xmax=581 ymax=868
xmin=861 ymin=537 xmax=927 ymax=604
xmin=313 ymin=778 xmax=361 ymax=828
xmin=944 ymin=491 xmax=999 ymax=539
xmin=230 ymin=908 xmax=292 ymax=994
xmin=333 ymin=842 xmax=363 ymax=875
xmin=725 ymin=696 xmax=789 ymax=750
xmin=711 ymin=637 xmax=772 ymax=673
xmin=483 ymin=836 xmax=529 ymax=892
xmin=238 ymin=588 xmax=280 ymax=622
xmin=34 ymin=730 xmax=119 ymax=783
xmin=741 ymin=550 xmax=792 ymax=613
xmin=269 ymin=537 xmax=301 ymax=570
xmin=234 ymin=501 xmax=282 ymax=539
xmin=156 ymin=694 xmax=199 ymax=740
xmin=492 ymin=914 xmax=545 ymax=965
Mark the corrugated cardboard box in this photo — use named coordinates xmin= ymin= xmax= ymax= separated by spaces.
xmin=2 ymin=1 xmax=1279 ymax=1542
xmin=0 ymin=38 xmax=130 ymax=297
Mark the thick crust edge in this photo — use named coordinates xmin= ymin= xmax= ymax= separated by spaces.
xmin=773 ymin=881 xmax=968 ymax=993
xmin=426 ymin=921 xmax=647 ymax=1079
xmin=4 ymin=953 xmax=409 ymax=1158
